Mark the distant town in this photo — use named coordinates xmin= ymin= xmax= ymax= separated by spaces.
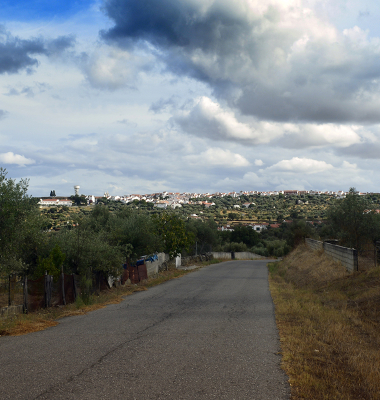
xmin=37 ymin=188 xmax=378 ymax=209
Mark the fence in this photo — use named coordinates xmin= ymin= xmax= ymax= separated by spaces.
xmin=26 ymin=273 xmax=79 ymax=312
xmin=304 ymin=238 xmax=323 ymax=252
xmin=0 ymin=273 xmax=79 ymax=316
xmin=0 ymin=275 xmax=24 ymax=309
xmin=1 ymin=250 xmax=246 ymax=316
xmin=323 ymin=242 xmax=358 ymax=272
xmin=144 ymin=253 xmax=169 ymax=276
xmin=211 ymin=252 xmax=264 ymax=260
xmin=305 ymin=238 xmax=360 ymax=272
xmin=1 ymin=254 xmax=168 ymax=316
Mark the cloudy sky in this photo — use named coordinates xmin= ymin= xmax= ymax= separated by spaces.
xmin=1 ymin=0 xmax=380 ymax=196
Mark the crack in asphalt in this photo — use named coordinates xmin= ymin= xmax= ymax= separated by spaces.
xmin=33 ymin=311 xmax=174 ymax=399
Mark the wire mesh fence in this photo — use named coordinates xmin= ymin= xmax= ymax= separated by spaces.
xmin=0 ymin=275 xmax=24 ymax=308
xmin=0 ymin=273 xmax=79 ymax=314
xmin=25 ymin=274 xmax=78 ymax=312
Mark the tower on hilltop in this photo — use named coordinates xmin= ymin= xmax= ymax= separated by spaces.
xmin=74 ymin=185 xmax=80 ymax=196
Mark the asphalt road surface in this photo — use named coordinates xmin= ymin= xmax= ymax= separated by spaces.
xmin=0 ymin=260 xmax=290 ymax=399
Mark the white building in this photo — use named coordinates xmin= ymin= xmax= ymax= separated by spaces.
xmin=38 ymin=198 xmax=72 ymax=207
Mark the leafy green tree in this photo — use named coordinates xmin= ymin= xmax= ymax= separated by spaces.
xmin=282 ymin=220 xmax=317 ymax=248
xmin=230 ymin=225 xmax=261 ymax=247
xmin=153 ymin=212 xmax=194 ymax=258
xmin=53 ymin=227 xmax=123 ymax=278
xmin=110 ymin=208 xmax=160 ymax=260
xmin=33 ymin=244 xmax=66 ymax=279
xmin=327 ymin=188 xmax=380 ymax=251
xmin=187 ymin=219 xmax=220 ymax=253
xmin=228 ymin=212 xmax=237 ymax=220
xmin=70 ymin=195 xmax=87 ymax=206
xmin=0 ymin=169 xmax=38 ymax=275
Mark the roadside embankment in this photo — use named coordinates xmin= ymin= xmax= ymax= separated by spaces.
xmin=269 ymin=244 xmax=380 ymax=399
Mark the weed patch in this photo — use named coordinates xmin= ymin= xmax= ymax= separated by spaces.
xmin=269 ymin=244 xmax=380 ymax=399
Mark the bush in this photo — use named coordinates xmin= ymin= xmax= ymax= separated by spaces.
xmin=251 ymin=247 xmax=269 ymax=257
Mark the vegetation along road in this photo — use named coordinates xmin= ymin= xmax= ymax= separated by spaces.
xmin=0 ymin=260 xmax=289 ymax=399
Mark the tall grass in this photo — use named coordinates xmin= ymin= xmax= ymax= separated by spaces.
xmin=269 ymin=244 xmax=380 ymax=399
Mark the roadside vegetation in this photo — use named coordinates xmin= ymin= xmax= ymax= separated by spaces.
xmin=269 ymin=244 xmax=380 ymax=399
xmin=1 ymin=165 xmax=379 ymax=291
xmin=1 ymin=167 xmax=380 ymax=342
xmin=0 ymin=260 xmax=222 ymax=336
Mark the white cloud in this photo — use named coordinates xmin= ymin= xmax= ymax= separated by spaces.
xmin=82 ymin=46 xmax=153 ymax=90
xmin=0 ymin=152 xmax=35 ymax=166
xmin=175 ymin=97 xmax=258 ymax=142
xmin=266 ymin=157 xmax=334 ymax=174
xmin=276 ymin=123 xmax=362 ymax=148
xmin=102 ymin=0 xmax=380 ymax=124
xmin=175 ymin=98 xmax=364 ymax=149
xmin=342 ymin=160 xmax=357 ymax=169
xmin=186 ymin=148 xmax=251 ymax=167
xmin=1 ymin=1 xmax=380 ymax=195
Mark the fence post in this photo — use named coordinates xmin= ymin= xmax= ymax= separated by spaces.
xmin=354 ymin=249 xmax=358 ymax=272
xmin=44 ymin=272 xmax=52 ymax=308
xmin=23 ymin=276 xmax=28 ymax=314
xmin=72 ymin=274 xmax=77 ymax=301
xmin=8 ymin=274 xmax=11 ymax=307
xmin=44 ymin=272 xmax=48 ymax=308
xmin=375 ymin=247 xmax=377 ymax=269
xmin=61 ymin=268 xmax=66 ymax=306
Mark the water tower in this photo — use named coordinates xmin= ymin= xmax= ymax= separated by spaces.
xmin=74 ymin=185 xmax=80 ymax=196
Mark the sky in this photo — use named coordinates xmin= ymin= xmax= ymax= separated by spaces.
xmin=1 ymin=0 xmax=380 ymax=197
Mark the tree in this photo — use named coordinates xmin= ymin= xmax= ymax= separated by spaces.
xmin=230 ymin=224 xmax=261 ymax=247
xmin=33 ymin=244 xmax=66 ymax=279
xmin=187 ymin=219 xmax=220 ymax=254
xmin=110 ymin=208 xmax=160 ymax=260
xmin=327 ymin=188 xmax=380 ymax=251
xmin=0 ymin=169 xmax=38 ymax=275
xmin=70 ymin=194 xmax=87 ymax=206
xmin=153 ymin=212 xmax=194 ymax=259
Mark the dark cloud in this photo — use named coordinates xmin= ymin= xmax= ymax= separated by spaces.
xmin=0 ymin=26 xmax=75 ymax=74
xmin=101 ymin=0 xmax=257 ymax=82
xmin=237 ymin=81 xmax=380 ymax=124
xmin=101 ymin=0 xmax=251 ymax=51
xmin=45 ymin=35 xmax=76 ymax=55
xmin=101 ymin=0 xmax=380 ymax=125
xmin=336 ymin=142 xmax=380 ymax=159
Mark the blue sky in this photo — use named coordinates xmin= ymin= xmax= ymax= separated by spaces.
xmin=1 ymin=0 xmax=380 ymax=196
xmin=2 ymin=0 xmax=94 ymax=21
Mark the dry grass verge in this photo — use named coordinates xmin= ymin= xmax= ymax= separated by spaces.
xmin=0 ymin=259 xmax=223 ymax=337
xmin=269 ymin=244 xmax=380 ymax=399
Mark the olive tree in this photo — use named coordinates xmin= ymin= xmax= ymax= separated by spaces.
xmin=0 ymin=169 xmax=39 ymax=275
xmin=327 ymin=188 xmax=380 ymax=251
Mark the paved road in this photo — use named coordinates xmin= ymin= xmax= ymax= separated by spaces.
xmin=0 ymin=260 xmax=290 ymax=399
